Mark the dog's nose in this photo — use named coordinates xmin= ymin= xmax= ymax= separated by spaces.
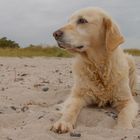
xmin=53 ymin=30 xmax=63 ymax=40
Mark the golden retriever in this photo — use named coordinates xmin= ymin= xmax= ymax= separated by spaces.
xmin=51 ymin=7 xmax=138 ymax=133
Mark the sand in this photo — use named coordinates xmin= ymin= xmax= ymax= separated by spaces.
xmin=0 ymin=57 xmax=140 ymax=140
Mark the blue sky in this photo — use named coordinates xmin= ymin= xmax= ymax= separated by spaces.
xmin=0 ymin=0 xmax=140 ymax=48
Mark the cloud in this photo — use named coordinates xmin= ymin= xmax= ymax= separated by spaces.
xmin=0 ymin=0 xmax=139 ymax=48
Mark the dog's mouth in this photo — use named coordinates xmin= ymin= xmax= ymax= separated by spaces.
xmin=57 ymin=41 xmax=69 ymax=49
xmin=57 ymin=41 xmax=84 ymax=52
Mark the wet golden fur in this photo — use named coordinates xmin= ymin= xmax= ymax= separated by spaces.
xmin=51 ymin=7 xmax=138 ymax=133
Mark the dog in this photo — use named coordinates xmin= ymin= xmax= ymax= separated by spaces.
xmin=51 ymin=7 xmax=138 ymax=133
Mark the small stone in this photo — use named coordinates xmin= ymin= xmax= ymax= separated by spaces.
xmin=21 ymin=106 xmax=29 ymax=112
xmin=55 ymin=107 xmax=60 ymax=111
xmin=6 ymin=137 xmax=12 ymax=140
xmin=24 ymin=64 xmax=28 ymax=67
xmin=105 ymin=111 xmax=117 ymax=119
xmin=38 ymin=115 xmax=44 ymax=119
xmin=10 ymin=106 xmax=17 ymax=111
xmin=34 ymin=83 xmax=45 ymax=87
xmin=50 ymin=118 xmax=54 ymax=122
xmin=121 ymin=136 xmax=127 ymax=140
xmin=55 ymin=70 xmax=59 ymax=73
xmin=124 ymin=136 xmax=127 ymax=139
xmin=57 ymin=100 xmax=63 ymax=104
xmin=1 ymin=87 xmax=5 ymax=91
xmin=21 ymin=73 xmax=28 ymax=76
xmin=42 ymin=87 xmax=49 ymax=92
xmin=70 ymin=132 xmax=81 ymax=137
xmin=70 ymin=70 xmax=72 ymax=73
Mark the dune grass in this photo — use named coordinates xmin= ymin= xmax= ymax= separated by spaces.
xmin=0 ymin=47 xmax=72 ymax=57
xmin=124 ymin=49 xmax=140 ymax=56
xmin=0 ymin=47 xmax=139 ymax=57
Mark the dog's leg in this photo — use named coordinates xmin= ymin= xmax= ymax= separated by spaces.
xmin=129 ymin=63 xmax=137 ymax=96
xmin=126 ymin=54 xmax=137 ymax=96
xmin=51 ymin=95 xmax=86 ymax=133
xmin=115 ymin=98 xmax=138 ymax=129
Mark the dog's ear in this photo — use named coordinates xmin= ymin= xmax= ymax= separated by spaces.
xmin=103 ymin=17 xmax=124 ymax=51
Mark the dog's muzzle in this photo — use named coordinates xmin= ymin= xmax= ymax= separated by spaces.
xmin=53 ymin=30 xmax=63 ymax=40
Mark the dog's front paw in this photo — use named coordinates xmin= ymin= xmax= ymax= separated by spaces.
xmin=50 ymin=120 xmax=74 ymax=133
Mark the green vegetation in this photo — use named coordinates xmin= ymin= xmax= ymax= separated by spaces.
xmin=0 ymin=46 xmax=72 ymax=57
xmin=0 ymin=37 xmax=139 ymax=57
xmin=0 ymin=37 xmax=72 ymax=57
xmin=0 ymin=37 xmax=20 ymax=48
xmin=124 ymin=49 xmax=140 ymax=56
xmin=0 ymin=47 xmax=139 ymax=57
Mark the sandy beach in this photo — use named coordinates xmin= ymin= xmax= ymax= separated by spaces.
xmin=0 ymin=57 xmax=140 ymax=140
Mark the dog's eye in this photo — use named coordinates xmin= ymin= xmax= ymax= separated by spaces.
xmin=77 ymin=18 xmax=88 ymax=24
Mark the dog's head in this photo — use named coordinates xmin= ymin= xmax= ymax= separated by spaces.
xmin=53 ymin=7 xmax=124 ymax=55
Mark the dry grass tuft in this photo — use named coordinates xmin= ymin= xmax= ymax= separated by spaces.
xmin=0 ymin=47 xmax=72 ymax=57
xmin=0 ymin=47 xmax=139 ymax=57
xmin=124 ymin=49 xmax=140 ymax=56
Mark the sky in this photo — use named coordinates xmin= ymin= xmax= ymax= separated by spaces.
xmin=0 ymin=0 xmax=140 ymax=48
